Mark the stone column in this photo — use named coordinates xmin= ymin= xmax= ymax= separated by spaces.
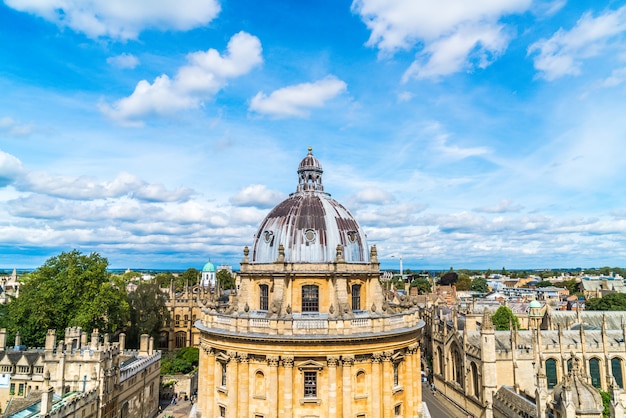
xmin=382 ymin=351 xmax=394 ymax=418
xmin=201 ymin=344 xmax=215 ymax=418
xmin=327 ymin=356 xmax=339 ymax=417
xmin=282 ymin=356 xmax=294 ymax=418
xmin=414 ymin=344 xmax=423 ymax=416
xmin=268 ymin=356 xmax=279 ymax=418
xmin=342 ymin=355 xmax=354 ymax=418
xmin=370 ymin=353 xmax=382 ymax=418
xmin=238 ymin=353 xmax=249 ymax=418
xmin=226 ymin=351 xmax=238 ymax=418
xmin=405 ymin=346 xmax=415 ymax=415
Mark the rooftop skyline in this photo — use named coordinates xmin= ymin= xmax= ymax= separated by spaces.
xmin=2 ymin=0 xmax=626 ymax=270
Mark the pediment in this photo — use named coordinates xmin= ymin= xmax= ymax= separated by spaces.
xmin=297 ymin=360 xmax=324 ymax=371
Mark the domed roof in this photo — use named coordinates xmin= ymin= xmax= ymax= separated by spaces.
xmin=251 ymin=147 xmax=369 ymax=264
xmin=202 ymin=261 xmax=215 ymax=272
xmin=529 ymin=300 xmax=541 ymax=308
xmin=551 ymin=358 xmax=603 ymax=414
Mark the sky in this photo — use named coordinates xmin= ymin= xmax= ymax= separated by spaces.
xmin=2 ymin=0 xmax=626 ymax=271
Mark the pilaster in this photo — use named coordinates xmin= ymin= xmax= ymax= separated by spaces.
xmin=342 ymin=355 xmax=354 ymax=418
xmin=268 ymin=356 xmax=279 ymax=418
xmin=327 ymin=356 xmax=339 ymax=417
xmin=282 ymin=356 xmax=294 ymax=418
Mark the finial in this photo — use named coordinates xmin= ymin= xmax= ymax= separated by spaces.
xmin=308 ymin=146 xmax=313 ymax=155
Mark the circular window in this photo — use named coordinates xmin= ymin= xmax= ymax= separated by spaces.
xmin=347 ymin=231 xmax=358 ymax=243
xmin=304 ymin=229 xmax=316 ymax=242
xmin=263 ymin=231 xmax=274 ymax=243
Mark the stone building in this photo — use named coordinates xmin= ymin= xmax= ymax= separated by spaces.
xmin=424 ymin=306 xmax=626 ymax=417
xmin=0 ymin=327 xmax=160 ymax=418
xmin=195 ymin=148 xmax=425 ymax=418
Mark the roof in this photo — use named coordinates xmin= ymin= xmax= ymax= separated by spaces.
xmin=202 ymin=261 xmax=215 ymax=272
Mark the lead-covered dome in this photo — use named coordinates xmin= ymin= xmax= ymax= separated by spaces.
xmin=251 ymin=147 xmax=369 ymax=264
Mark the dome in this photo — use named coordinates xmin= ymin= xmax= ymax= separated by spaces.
xmin=551 ymin=358 xmax=603 ymax=415
xmin=251 ymin=147 xmax=369 ymax=264
xmin=529 ymin=300 xmax=541 ymax=309
xmin=202 ymin=261 xmax=215 ymax=272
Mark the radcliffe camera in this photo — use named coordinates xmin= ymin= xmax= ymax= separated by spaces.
xmin=1 ymin=1 xmax=625 ymax=418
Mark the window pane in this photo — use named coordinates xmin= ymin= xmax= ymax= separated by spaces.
xmin=352 ymin=285 xmax=361 ymax=311
xmin=304 ymin=371 xmax=317 ymax=397
xmin=612 ymin=358 xmax=623 ymax=388
xmin=302 ymin=285 xmax=319 ymax=312
xmin=589 ymin=358 xmax=601 ymax=388
xmin=546 ymin=359 xmax=557 ymax=389
xmin=260 ymin=284 xmax=269 ymax=311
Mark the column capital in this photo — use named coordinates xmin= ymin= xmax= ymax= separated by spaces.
xmin=382 ymin=350 xmax=394 ymax=362
xmin=200 ymin=342 xmax=214 ymax=355
xmin=327 ymin=356 xmax=339 ymax=367
xmin=238 ymin=353 xmax=249 ymax=363
xmin=372 ymin=352 xmax=382 ymax=364
xmin=267 ymin=356 xmax=280 ymax=367
xmin=226 ymin=350 xmax=237 ymax=362
xmin=407 ymin=343 xmax=419 ymax=355
xmin=342 ymin=355 xmax=355 ymax=367
xmin=282 ymin=355 xmax=294 ymax=368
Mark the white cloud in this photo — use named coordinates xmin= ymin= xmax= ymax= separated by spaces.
xmin=0 ymin=116 xmax=34 ymax=137
xmin=601 ymin=66 xmax=626 ymax=87
xmin=474 ymin=199 xmax=523 ymax=214
xmin=107 ymin=53 xmax=140 ymax=69
xmin=249 ymin=76 xmax=347 ymax=118
xmin=351 ymin=0 xmax=531 ymax=79
xmin=229 ymin=184 xmax=285 ymax=208
xmin=0 ymin=150 xmax=25 ymax=187
xmin=528 ymin=5 xmax=626 ymax=80
xmin=351 ymin=187 xmax=395 ymax=205
xmin=100 ymin=32 xmax=262 ymax=125
xmin=5 ymin=0 xmax=221 ymax=40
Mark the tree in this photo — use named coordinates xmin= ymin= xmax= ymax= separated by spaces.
xmin=217 ymin=270 xmax=235 ymax=290
xmin=586 ymin=293 xmax=626 ymax=311
xmin=155 ymin=272 xmax=175 ymax=288
xmin=126 ymin=281 xmax=170 ymax=348
xmin=180 ymin=268 xmax=200 ymax=286
xmin=438 ymin=271 xmax=458 ymax=286
xmin=0 ymin=250 xmax=129 ymax=346
xmin=535 ymin=280 xmax=553 ymax=288
xmin=491 ymin=306 xmax=520 ymax=330
xmin=471 ymin=277 xmax=489 ymax=293
xmin=455 ymin=274 xmax=472 ymax=291
xmin=410 ymin=277 xmax=431 ymax=294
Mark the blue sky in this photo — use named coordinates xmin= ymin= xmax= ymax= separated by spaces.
xmin=2 ymin=0 xmax=626 ymax=271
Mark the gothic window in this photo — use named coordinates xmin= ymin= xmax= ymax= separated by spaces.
xmin=302 ymin=285 xmax=319 ymax=312
xmin=471 ymin=362 xmax=479 ymax=397
xmin=546 ymin=359 xmax=558 ymax=389
xmin=452 ymin=347 xmax=464 ymax=387
xmin=304 ymin=371 xmax=317 ymax=397
xmin=612 ymin=358 xmax=624 ymax=388
xmin=567 ymin=358 xmax=573 ymax=372
xmin=175 ymin=332 xmax=186 ymax=348
xmin=352 ymin=284 xmax=361 ymax=311
xmin=259 ymin=284 xmax=269 ymax=311
xmin=589 ymin=358 xmax=601 ymax=388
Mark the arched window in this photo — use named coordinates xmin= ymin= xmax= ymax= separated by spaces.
xmin=589 ymin=358 xmax=601 ymax=388
xmin=175 ymin=331 xmax=186 ymax=348
xmin=259 ymin=284 xmax=269 ymax=311
xmin=567 ymin=358 xmax=573 ymax=372
xmin=452 ymin=347 xmax=464 ymax=387
xmin=159 ymin=332 xmax=169 ymax=349
xmin=471 ymin=362 xmax=479 ymax=397
xmin=356 ymin=370 xmax=366 ymax=395
xmin=352 ymin=284 xmax=361 ymax=311
xmin=612 ymin=358 xmax=624 ymax=389
xmin=254 ymin=371 xmax=265 ymax=397
xmin=546 ymin=359 xmax=558 ymax=389
xmin=302 ymin=285 xmax=319 ymax=312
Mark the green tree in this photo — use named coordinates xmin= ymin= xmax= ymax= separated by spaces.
xmin=455 ymin=274 xmax=472 ymax=291
xmin=0 ymin=250 xmax=129 ymax=346
xmin=410 ymin=277 xmax=431 ymax=294
xmin=535 ymin=280 xmax=553 ymax=288
xmin=126 ymin=281 xmax=170 ymax=348
xmin=586 ymin=293 xmax=626 ymax=311
xmin=471 ymin=277 xmax=489 ymax=293
xmin=180 ymin=268 xmax=200 ymax=286
xmin=155 ymin=272 xmax=175 ymax=288
xmin=491 ymin=306 xmax=520 ymax=330
xmin=217 ymin=270 xmax=236 ymax=290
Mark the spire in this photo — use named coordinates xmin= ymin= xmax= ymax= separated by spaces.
xmin=482 ymin=308 xmax=494 ymax=332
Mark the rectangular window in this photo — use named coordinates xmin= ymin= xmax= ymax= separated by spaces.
xmin=352 ymin=284 xmax=361 ymax=311
xmin=393 ymin=362 xmax=399 ymax=387
xmin=219 ymin=406 xmax=226 ymax=418
xmin=304 ymin=371 xmax=317 ymax=397
xmin=18 ymin=383 xmax=24 ymax=396
xmin=9 ymin=383 xmax=14 ymax=395
xmin=302 ymin=285 xmax=319 ymax=312
xmin=260 ymin=284 xmax=269 ymax=311
xmin=221 ymin=363 xmax=227 ymax=386
xmin=394 ymin=404 xmax=401 ymax=416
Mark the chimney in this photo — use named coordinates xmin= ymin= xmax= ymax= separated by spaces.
xmin=40 ymin=371 xmax=54 ymax=415
xmin=139 ymin=334 xmax=149 ymax=356
xmin=119 ymin=333 xmax=126 ymax=352
xmin=0 ymin=328 xmax=6 ymax=350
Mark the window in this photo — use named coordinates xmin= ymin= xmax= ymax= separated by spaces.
xmin=159 ymin=332 xmax=169 ymax=349
xmin=18 ymin=383 xmax=24 ymax=396
xmin=612 ymin=358 xmax=624 ymax=388
xmin=219 ymin=406 xmax=226 ymax=418
xmin=394 ymin=404 xmax=402 ymax=417
xmin=352 ymin=284 xmax=361 ymax=311
xmin=546 ymin=359 xmax=558 ymax=389
xmin=221 ymin=363 xmax=227 ymax=386
xmin=9 ymin=383 xmax=14 ymax=395
xmin=393 ymin=362 xmax=399 ymax=387
xmin=175 ymin=332 xmax=186 ymax=348
xmin=184 ymin=315 xmax=189 ymax=324
xmin=175 ymin=315 xmax=181 ymax=327
xmin=260 ymin=284 xmax=269 ymax=311
xmin=302 ymin=285 xmax=319 ymax=312
xmin=304 ymin=371 xmax=317 ymax=397
xmin=589 ymin=358 xmax=601 ymax=388
xmin=471 ymin=363 xmax=479 ymax=397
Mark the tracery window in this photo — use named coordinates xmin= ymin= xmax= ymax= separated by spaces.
xmin=589 ymin=358 xmax=601 ymax=388
xmin=612 ymin=358 xmax=624 ymax=388
xmin=352 ymin=284 xmax=361 ymax=311
xmin=175 ymin=331 xmax=186 ymax=348
xmin=302 ymin=285 xmax=319 ymax=312
xmin=546 ymin=359 xmax=558 ymax=389
xmin=260 ymin=284 xmax=269 ymax=311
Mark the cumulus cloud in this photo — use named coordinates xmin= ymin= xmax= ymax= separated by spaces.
xmin=474 ymin=199 xmax=523 ymax=214
xmin=0 ymin=150 xmax=26 ymax=187
xmin=0 ymin=116 xmax=34 ymax=137
xmin=22 ymin=171 xmax=193 ymax=202
xmin=351 ymin=0 xmax=531 ymax=80
xmin=100 ymin=32 xmax=262 ymax=125
xmin=4 ymin=0 xmax=221 ymax=40
xmin=229 ymin=184 xmax=285 ymax=208
xmin=107 ymin=53 xmax=140 ymax=69
xmin=249 ymin=76 xmax=347 ymax=118
xmin=350 ymin=187 xmax=395 ymax=205
xmin=528 ymin=5 xmax=626 ymax=80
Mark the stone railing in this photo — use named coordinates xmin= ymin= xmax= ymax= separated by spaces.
xmin=197 ymin=309 xmax=423 ymax=337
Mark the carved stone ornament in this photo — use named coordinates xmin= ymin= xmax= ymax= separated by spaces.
xmin=282 ymin=356 xmax=294 ymax=368
xmin=327 ymin=356 xmax=339 ymax=367
xmin=238 ymin=353 xmax=249 ymax=363
xmin=371 ymin=303 xmax=376 ymax=312
xmin=286 ymin=304 xmax=292 ymax=314
xmin=372 ymin=352 xmax=382 ymax=363
xmin=244 ymin=302 xmax=250 ymax=313
xmin=267 ymin=356 xmax=280 ymax=367
xmin=342 ymin=355 xmax=355 ymax=367
xmin=329 ymin=304 xmax=335 ymax=314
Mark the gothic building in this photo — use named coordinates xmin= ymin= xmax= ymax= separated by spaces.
xmin=195 ymin=148 xmax=425 ymax=418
